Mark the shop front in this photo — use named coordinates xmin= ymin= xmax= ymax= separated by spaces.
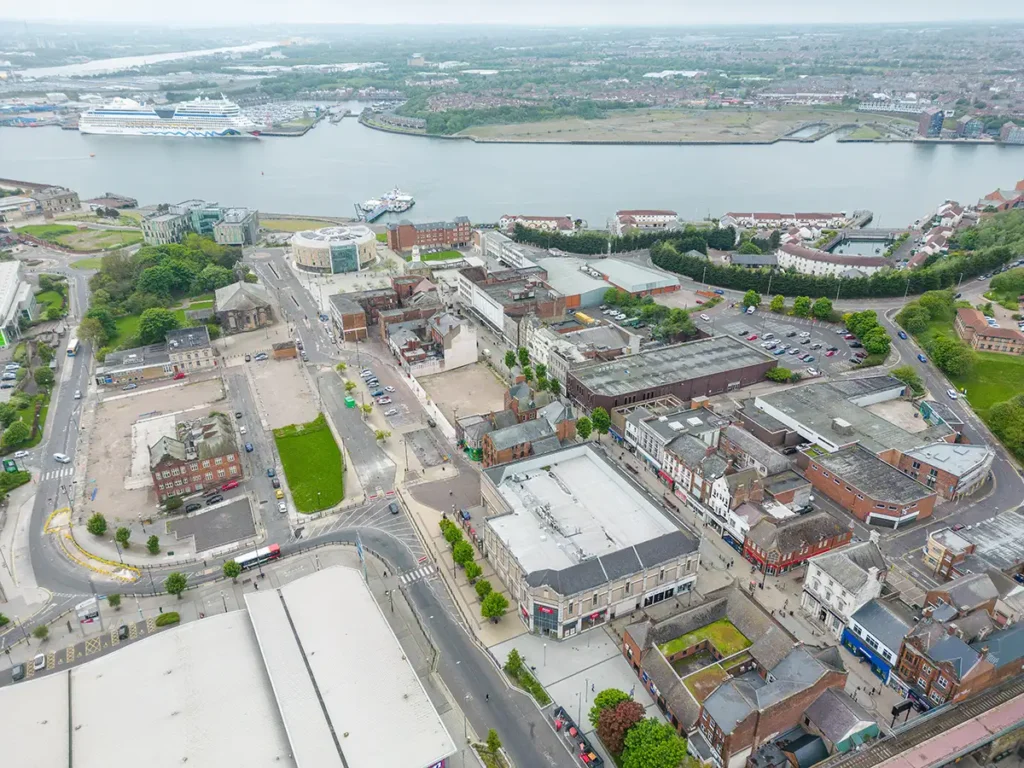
xmin=581 ymin=608 xmax=608 ymax=632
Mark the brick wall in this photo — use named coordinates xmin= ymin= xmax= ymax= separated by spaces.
xmin=804 ymin=458 xmax=936 ymax=524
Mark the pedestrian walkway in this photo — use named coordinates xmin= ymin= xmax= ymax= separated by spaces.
xmin=399 ymin=564 xmax=436 ymax=586
xmin=39 ymin=467 xmax=75 ymax=481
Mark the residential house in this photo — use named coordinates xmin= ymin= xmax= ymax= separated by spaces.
xmin=801 ymin=537 xmax=887 ymax=638
xmin=955 ymin=308 xmax=1024 ymax=355
xmin=498 ymin=214 xmax=575 ymax=234
xmin=214 ymin=281 xmax=272 ymax=334
xmin=165 ymin=326 xmax=216 ymax=373
xmin=841 ymin=599 xmax=914 ymax=684
xmin=613 ymin=209 xmax=678 ymax=236
xmin=744 ymin=512 xmax=852 ymax=576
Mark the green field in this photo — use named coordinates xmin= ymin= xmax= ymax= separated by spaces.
xmin=17 ymin=223 xmax=141 ymax=252
xmin=70 ymin=256 xmax=106 ymax=270
xmin=18 ymin=224 xmax=77 ymax=240
xmin=111 ymin=308 xmax=189 ymax=348
xmin=375 ymin=232 xmax=387 ymax=243
xmin=273 ymin=414 xmax=344 ymax=512
xmin=421 ymin=250 xmax=463 ymax=262
xmin=659 ymin=619 xmax=752 ymax=657
xmin=188 ymin=300 xmax=214 ymax=310
xmin=261 ymin=218 xmax=336 ymax=232
xmin=35 ymin=290 xmax=65 ymax=314
xmin=844 ymin=125 xmax=883 ymax=140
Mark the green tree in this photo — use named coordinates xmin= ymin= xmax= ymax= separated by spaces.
xmin=929 ymin=336 xmax=976 ymax=377
xmin=766 ymin=367 xmax=792 ymax=382
xmin=0 ymin=612 xmax=8 ymax=627
xmin=517 ymin=347 xmax=529 ymax=368
xmin=191 ymin=264 xmax=235 ymax=293
xmin=115 ymin=526 xmax=131 ymax=549
xmin=86 ymin=513 xmax=107 ymax=536
xmin=737 ymin=240 xmax=762 ymax=255
xmin=146 ymin=535 xmax=161 ymax=554
xmin=77 ymin=316 xmax=108 ymax=347
xmin=223 ymin=559 xmax=242 ymax=581
xmin=45 ymin=306 xmax=62 ymax=321
xmin=891 ymin=365 xmax=925 ymax=397
xmin=164 ymin=495 xmax=183 ymax=511
xmin=443 ymin=524 xmax=463 ymax=546
xmin=0 ymin=403 xmax=17 ymax=428
xmin=812 ymin=297 xmax=833 ymax=320
xmin=137 ymin=308 xmax=181 ymax=345
xmin=576 ymin=416 xmax=593 ymax=441
xmin=107 ymin=593 xmax=122 ymax=610
xmin=164 ymin=571 xmax=188 ymax=598
xmin=374 ymin=429 xmax=391 ymax=442
xmin=598 ymin=699 xmax=646 ymax=755
xmin=464 ymin=561 xmax=482 ymax=581
xmin=1 ymin=420 xmax=30 ymax=449
xmin=504 ymin=648 xmax=523 ymax=677
xmin=863 ymin=326 xmax=892 ymax=356
xmin=345 ymin=379 xmax=357 ymax=393
xmin=918 ymin=289 xmax=955 ymax=320
xmin=989 ymin=395 xmax=1024 ymax=461
xmin=535 ymin=376 xmax=549 ymax=392
xmin=452 ymin=540 xmax=474 ymax=567
xmin=335 ymin=361 xmax=347 ymax=373
xmin=742 ymin=289 xmax=761 ymax=308
xmin=481 ymin=591 xmax=509 ymax=621
xmin=896 ymin=302 xmax=931 ymax=335
xmin=535 ymin=363 xmax=548 ymax=380
xmin=622 ymin=718 xmax=690 ymax=768
xmin=86 ymin=305 xmax=118 ymax=338
xmin=33 ymin=625 xmax=49 ymax=642
xmin=769 ymin=294 xmax=785 ymax=313
xmin=792 ymin=296 xmax=812 ymax=317
xmin=38 ymin=343 xmax=55 ymax=363
xmin=34 ymin=367 xmax=55 ymax=387
xmin=522 ymin=365 xmax=534 ymax=384
xmin=549 ymin=379 xmax=562 ymax=396
xmin=475 ymin=579 xmax=493 ymax=600
xmin=360 ymin=403 xmax=373 ymax=418
xmin=589 ymin=688 xmax=631 ymax=728
xmin=591 ymin=407 xmax=611 ymax=440
xmin=137 ymin=264 xmax=177 ymax=296
xmin=486 ymin=729 xmax=502 ymax=757
xmin=504 ymin=350 xmax=516 ymax=370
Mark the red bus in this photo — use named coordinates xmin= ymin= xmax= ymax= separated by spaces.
xmin=235 ymin=544 xmax=281 ymax=571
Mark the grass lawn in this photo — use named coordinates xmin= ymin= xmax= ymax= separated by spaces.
xmin=35 ymin=290 xmax=65 ymax=313
xmin=70 ymin=256 xmax=106 ymax=270
xmin=375 ymin=232 xmax=387 ymax=243
xmin=260 ymin=218 xmax=336 ymax=232
xmin=983 ymin=290 xmax=1021 ymax=312
xmin=273 ymin=414 xmax=344 ymax=512
xmin=949 ymin=354 xmax=1024 ymax=415
xmin=659 ymin=618 xmax=752 ymax=657
xmin=845 ymin=125 xmax=883 ymax=140
xmin=18 ymin=224 xmax=77 ymax=240
xmin=111 ymin=308 xmax=189 ymax=348
xmin=188 ymin=300 xmax=214 ymax=310
xmin=682 ymin=663 xmax=729 ymax=702
xmin=421 ymin=250 xmax=463 ymax=262
xmin=58 ymin=228 xmax=142 ymax=251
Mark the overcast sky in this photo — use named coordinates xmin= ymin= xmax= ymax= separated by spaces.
xmin=6 ymin=0 xmax=1024 ymax=26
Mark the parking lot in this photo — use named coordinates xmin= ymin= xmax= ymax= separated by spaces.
xmin=695 ymin=306 xmax=862 ymax=377
xmin=166 ymin=496 xmax=257 ymax=555
xmin=247 ymin=355 xmax=318 ymax=430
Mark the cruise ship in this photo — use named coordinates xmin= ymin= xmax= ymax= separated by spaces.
xmin=78 ymin=96 xmax=259 ymax=138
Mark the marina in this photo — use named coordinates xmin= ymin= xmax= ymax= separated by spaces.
xmin=356 ymin=187 xmax=415 ymax=222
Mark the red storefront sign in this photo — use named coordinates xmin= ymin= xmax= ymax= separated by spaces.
xmin=537 ymin=605 xmax=555 ymax=614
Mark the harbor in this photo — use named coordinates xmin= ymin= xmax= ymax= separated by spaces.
xmin=355 ymin=188 xmax=415 ymax=222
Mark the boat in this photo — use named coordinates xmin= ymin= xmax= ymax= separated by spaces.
xmin=78 ymin=96 xmax=259 ymax=138
xmin=360 ymin=198 xmax=383 ymax=212
xmin=360 ymin=188 xmax=415 ymax=214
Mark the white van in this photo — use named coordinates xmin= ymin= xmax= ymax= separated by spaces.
xmin=746 ymin=305 xmax=756 ymax=315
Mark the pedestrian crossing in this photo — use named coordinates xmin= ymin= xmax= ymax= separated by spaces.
xmin=399 ymin=565 xmax=436 ymax=585
xmin=41 ymin=467 xmax=75 ymax=481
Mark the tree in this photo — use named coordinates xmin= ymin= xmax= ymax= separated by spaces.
xmin=589 ymin=688 xmax=631 ymax=728
xmin=517 ymin=346 xmax=529 ymax=368
xmin=535 ymin=376 xmax=549 ymax=392
xmin=344 ymin=379 xmax=357 ymax=393
xmin=137 ymin=264 xmax=177 ymax=296
xmin=481 ymin=591 xmax=509 ymax=621
xmin=742 ymin=289 xmax=761 ymax=308
xmin=78 ymin=317 xmax=108 ymax=346
xmin=737 ymin=240 xmax=762 ymax=255
xmin=32 ymin=625 xmax=49 ymax=642
xmin=591 ymin=407 xmax=611 ymax=440
xmin=1 ymin=421 xmax=30 ymax=449
xmin=335 ymin=362 xmax=347 ymax=373
xmin=792 ymin=296 xmax=812 ymax=317
xmin=475 ymin=579 xmax=493 ymax=600
xmin=86 ymin=513 xmax=107 ymax=536
xmin=34 ymin=367 xmax=55 ymax=387
xmin=164 ymin=495 xmax=183 ymax=511
xmin=486 ymin=729 xmax=502 ymax=757
xmin=223 ymin=559 xmax=242 ymax=581
xmin=929 ymin=336 xmax=976 ymax=377
xmin=812 ymin=297 xmax=833 ymax=320
xmin=164 ymin=571 xmax=188 ymax=598
xmin=504 ymin=350 xmax=516 ymax=370
xmin=622 ymin=718 xmax=689 ymax=768
xmin=443 ymin=524 xmax=463 ymax=546
xmin=191 ymin=264 xmax=235 ymax=293
xmin=896 ymin=302 xmax=931 ymax=335
xmin=45 ymin=306 xmax=63 ymax=321
xmin=147 ymin=535 xmax=161 ymax=554
xmin=38 ymin=343 xmax=55 ymax=363
xmin=0 ymin=613 xmax=8 ymax=627
xmin=374 ymin=429 xmax=391 ymax=442
xmin=989 ymin=395 xmax=1024 ymax=462
xmin=115 ymin=526 xmax=131 ymax=549
xmin=597 ymin=700 xmax=646 ymax=755
xmin=452 ymin=540 xmax=474 ymax=567
xmin=107 ymin=593 xmax=122 ymax=610
xmin=769 ymin=294 xmax=785 ymax=313
xmin=918 ymin=290 xmax=955 ymax=320
xmin=86 ymin=305 xmax=117 ymax=338
xmin=522 ymin=365 xmax=534 ymax=384
xmin=137 ymin=308 xmax=181 ymax=345
xmin=0 ymin=403 xmax=17 ymax=428
xmin=464 ymin=561 xmax=482 ymax=581
xmin=360 ymin=403 xmax=373 ymax=418
xmin=576 ymin=416 xmax=593 ymax=441
xmin=549 ymin=379 xmax=562 ymax=396
xmin=863 ymin=326 xmax=892 ymax=356
xmin=891 ymin=365 xmax=926 ymax=397
xmin=504 ymin=648 xmax=524 ymax=677
xmin=766 ymin=367 xmax=792 ymax=382
xmin=535 ymin=363 xmax=548 ymax=380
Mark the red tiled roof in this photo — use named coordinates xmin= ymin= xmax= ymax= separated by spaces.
xmin=957 ymin=308 xmax=1024 ymax=341
xmin=778 ymin=243 xmax=888 ymax=267
xmin=616 ymin=209 xmax=677 ymax=217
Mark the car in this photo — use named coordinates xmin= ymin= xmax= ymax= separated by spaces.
xmin=897 ymin=330 xmax=908 ymax=340
xmin=11 ymin=663 xmax=25 ymax=682
xmin=33 ymin=653 xmax=46 ymax=672
xmin=267 ymin=467 xmax=275 ymax=477
xmin=296 ymin=340 xmax=304 ymax=351
xmin=805 ymin=368 xmax=820 ymax=377
xmin=947 ymin=388 xmax=959 ymax=400
xmin=746 ymin=334 xmax=758 ymax=341
xmin=849 ymin=341 xmax=863 ymax=348
xmin=786 ymin=331 xmax=798 ymax=338
xmin=389 ymin=501 xmax=401 ymax=515
xmin=799 ymin=331 xmax=811 ymax=338
xmin=173 ymin=371 xmax=186 ymax=380
xmin=74 ymin=389 xmax=81 ymax=399
xmin=221 ymin=480 xmax=239 ymax=491
xmin=788 ymin=348 xmax=800 ymax=355
xmin=13 ymin=449 xmax=28 ymax=459
xmin=275 ymin=488 xmax=284 ymax=499
xmin=774 ymin=348 xmax=787 ymax=356
xmin=384 ymin=386 xmax=396 ymax=392
xmin=746 ymin=305 xmax=756 ymax=314
xmin=122 ymin=383 xmax=138 ymax=391
xmin=426 ymin=417 xmax=437 ymax=428
xmin=301 ymin=353 xmax=309 ymax=362
xmin=763 ymin=333 xmax=775 ymax=340
xmin=0 ymin=373 xmax=15 ymax=381
xmin=118 ymin=625 xmax=130 ymax=640
xmin=244 ymin=442 xmax=254 ymax=452
xmin=254 ymin=353 xmax=268 ymax=361
xmin=843 ymin=333 xmax=855 ymax=340
xmin=366 ymin=379 xmax=380 ymax=387
xmin=278 ymin=501 xmax=288 ymax=514
xmin=383 ymin=408 xmax=398 ymax=416
xmin=800 ymin=338 xmax=811 ymax=345
xmin=235 ymin=411 xmax=243 ymax=419
xmin=377 ymin=397 xmax=392 ymax=405
xmin=239 ymin=425 xmax=247 ymax=435
xmin=53 ymin=453 xmax=71 ymax=464
xmin=370 ymin=389 xmax=384 ymax=398
xmin=952 ymin=523 xmax=966 ymax=532
xmin=811 ymin=343 xmax=822 ymax=350
xmin=0 ymin=383 xmax=13 ymax=389
xmin=918 ymin=354 xmax=928 ymax=363
xmin=271 ymin=477 xmax=281 ymax=488
xmin=825 ymin=350 xmax=837 ymax=357
xmin=205 ymin=494 xmax=223 ymax=505
xmin=4 ymin=363 xmax=20 ymax=370
xmin=699 ymin=313 xmax=711 ymax=322
xmin=955 ymin=292 xmax=963 ymax=299
xmin=245 ymin=354 xmax=251 ymax=362
xmin=714 ymin=289 xmax=725 ymax=295
xmin=990 ymin=323 xmax=1001 ymax=329
xmin=185 ymin=502 xmax=202 ymax=513
xmin=360 ymin=369 xmax=373 ymax=376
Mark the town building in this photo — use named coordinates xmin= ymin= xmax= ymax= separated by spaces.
xmin=612 ymin=209 xmax=678 ymax=236
xmin=728 ymin=252 xmax=779 ymax=269
xmin=775 ymin=243 xmax=888 ymax=278
xmin=150 ymin=412 xmax=240 ymax=499
xmin=924 ymin=528 xmax=976 ymax=581
xmin=744 ymin=511 xmax=853 ymax=576
xmin=386 ymin=216 xmax=471 ymax=252
xmin=999 ymin=123 xmax=1024 ymax=145
xmin=94 ymin=343 xmax=175 ymax=386
xmin=718 ymin=424 xmax=790 ymax=478
xmin=141 ymin=200 xmax=260 ymax=246
xmin=141 ymin=210 xmax=190 ymax=245
xmin=30 ymin=185 xmax=79 ymax=215
xmin=347 ymin=287 xmax=399 ymax=324
xmin=520 ymin=315 xmax=641 ymax=386
xmin=918 ymin=107 xmax=944 ymax=138
xmin=624 ymin=405 xmax=726 ymax=475
xmin=841 ymin=598 xmax=914 ymax=685
xmin=955 ymin=509 xmax=1024 ymax=580
xmin=801 ymin=537 xmax=887 ymax=638
xmin=661 ymin=435 xmax=731 ymax=512
xmin=802 ymin=444 xmax=937 ymax=529
xmin=0 ymin=195 xmax=40 ymax=222
xmin=796 ymin=688 xmax=880 ymax=757
xmin=328 ymin=294 xmax=367 ymax=342
xmin=213 ymin=281 xmax=272 ymax=334
xmin=165 ymin=326 xmax=216 ymax=374
xmin=708 ymin=469 xmax=766 ymax=537
xmin=456 ymin=266 xmax=566 ymax=342
xmin=212 ymin=207 xmax=260 ymax=245
xmin=83 ymin=192 xmax=138 ymax=210
xmin=498 ymin=214 xmax=575 ymax=234
xmin=955 ymin=307 xmax=1024 ymax=354
xmin=566 ymin=336 xmax=777 ymax=411
xmin=0 ymin=261 xmax=37 ymax=347
xmin=896 ymin=442 xmax=994 ymax=500
xmin=719 ymin=212 xmax=848 ymax=230
xmin=924 ymin=571 xmax=1024 ymax=626
xmin=291 ymin=225 xmax=376 ymax=273
xmin=481 ymin=401 xmax=575 ymax=467
xmin=956 ymin=115 xmax=984 ymax=138
xmin=480 ymin=229 xmax=537 ymax=270
xmin=480 ymin=444 xmax=701 ymax=640
xmin=385 ymin=310 xmax=477 ymax=375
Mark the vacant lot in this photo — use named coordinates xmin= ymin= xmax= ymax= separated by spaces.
xmin=18 ymin=224 xmax=141 ymax=251
xmin=458 ymin=108 xmax=912 ymax=144
xmin=419 ymin=362 xmax=506 ymax=426
xmin=248 ymin=355 xmax=317 ymax=429
xmin=273 ymin=414 xmax=344 ymax=512
xmin=261 ymin=218 xmax=337 ymax=232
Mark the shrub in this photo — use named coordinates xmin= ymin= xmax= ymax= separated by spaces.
xmin=475 ymin=579 xmax=493 ymax=601
xmin=164 ymin=496 xmax=183 ymax=511
xmin=86 ymin=513 xmax=107 ymax=536
xmin=504 ymin=648 xmax=523 ymax=677
xmin=155 ymin=611 xmax=180 ymax=627
xmin=464 ymin=561 xmax=483 ymax=581
xmin=107 ymin=593 xmax=121 ymax=610
xmin=33 ymin=625 xmax=49 ymax=641
xmin=765 ymin=367 xmax=792 ymax=382
xmin=147 ymin=535 xmax=161 ymax=554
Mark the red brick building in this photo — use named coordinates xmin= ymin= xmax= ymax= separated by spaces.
xmin=150 ymin=413 xmax=240 ymax=501
xmin=743 ymin=511 xmax=852 ymax=575
xmin=955 ymin=307 xmax=1024 ymax=355
xmin=329 ymin=294 xmax=368 ymax=342
xmin=386 ymin=216 xmax=471 ymax=252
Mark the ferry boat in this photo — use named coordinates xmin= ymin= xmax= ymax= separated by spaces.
xmin=78 ymin=96 xmax=259 ymax=138
xmin=360 ymin=188 xmax=415 ymax=213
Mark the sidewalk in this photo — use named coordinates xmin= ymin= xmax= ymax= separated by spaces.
xmin=0 ymin=482 xmax=52 ymax=631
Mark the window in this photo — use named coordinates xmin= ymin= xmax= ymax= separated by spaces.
xmin=567 ymin=601 xmax=573 ymax=616
xmin=936 ymin=676 xmax=947 ymax=689
xmin=659 ymin=568 xmax=665 ymax=582
xmin=624 ymin=581 xmax=631 ymax=595
xmin=865 ymin=635 xmax=879 ymax=651
xmin=930 ymin=691 xmax=944 ymax=704
xmin=918 ymin=677 xmax=928 ymax=689
xmin=189 ymin=462 xmax=198 ymax=471
xmin=205 ymin=472 xmax=214 ymax=481
xmin=593 ymin=593 xmax=599 ymax=607
xmin=203 ymin=460 xmax=211 ymax=469
xmin=912 ymin=461 xmax=921 ymax=469
xmin=882 ymin=649 xmax=892 ymax=662
xmin=214 ymin=456 xmax=223 ymax=465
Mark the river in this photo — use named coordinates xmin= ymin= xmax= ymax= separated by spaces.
xmin=0 ymin=115 xmax=1020 ymax=227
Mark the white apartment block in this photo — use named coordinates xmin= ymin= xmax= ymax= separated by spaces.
xmin=800 ymin=538 xmax=886 ymax=638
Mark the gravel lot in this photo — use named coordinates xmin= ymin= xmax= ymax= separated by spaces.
xmin=419 ymin=362 xmax=507 ymax=425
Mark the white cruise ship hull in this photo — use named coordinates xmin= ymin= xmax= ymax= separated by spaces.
xmin=79 ymin=123 xmax=258 ymax=138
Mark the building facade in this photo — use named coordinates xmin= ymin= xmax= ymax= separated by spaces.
xmin=744 ymin=512 xmax=853 ymax=576
xmin=918 ymin=108 xmax=944 ymax=138
xmin=800 ymin=539 xmax=886 ymax=638
xmin=840 ymin=599 xmax=913 ymax=684
xmin=31 ymin=186 xmax=79 ymax=215
xmin=386 ymin=217 xmax=471 ymax=252
xmin=955 ymin=308 xmax=1024 ymax=354
xmin=213 ymin=208 xmax=260 ymax=245
xmin=214 ymin=281 xmax=272 ymax=334
xmin=291 ymin=225 xmax=376 ymax=273
xmin=165 ymin=326 xmax=216 ymax=373
xmin=150 ymin=413 xmax=240 ymax=500
xmin=141 ymin=211 xmax=190 ymax=245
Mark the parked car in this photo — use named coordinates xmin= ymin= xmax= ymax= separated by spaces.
xmin=385 ymin=386 xmax=396 ymax=392
xmin=746 ymin=305 xmax=756 ymax=314
xmin=849 ymin=341 xmax=863 ymax=348
xmin=377 ymin=397 xmax=393 ymax=405
xmin=118 ymin=625 xmax=130 ymax=640
xmin=774 ymin=348 xmax=787 ymax=356
xmin=370 ymin=389 xmax=384 ymax=397
xmin=221 ymin=480 xmax=239 ymax=491
xmin=426 ymin=417 xmax=437 ymax=428
xmin=799 ymin=332 xmax=811 ymax=338
xmin=918 ymin=354 xmax=928 ymax=363
xmin=205 ymin=494 xmax=223 ymax=505
xmin=300 ymin=352 xmax=309 ymax=362
xmin=843 ymin=333 xmax=855 ymax=340
xmin=800 ymin=338 xmax=811 ymax=345
xmin=947 ymin=389 xmax=959 ymax=400
xmin=239 ymin=425 xmax=247 ymax=435
xmin=11 ymin=663 xmax=25 ymax=682
xmin=173 ymin=371 xmax=186 ymax=380
xmin=360 ymin=370 xmax=375 ymax=379
xmin=244 ymin=442 xmax=254 ymax=452
xmin=254 ymin=353 xmax=268 ymax=361
xmin=763 ymin=333 xmax=775 ymax=340
xmin=33 ymin=653 xmax=46 ymax=671
xmin=804 ymin=355 xmax=815 ymax=363
xmin=244 ymin=354 xmax=251 ymax=362
xmin=898 ymin=331 xmax=908 ymax=340
xmin=278 ymin=502 xmax=288 ymax=514
xmin=389 ymin=501 xmax=401 ymax=515
xmin=122 ymin=383 xmax=138 ymax=391
xmin=952 ymin=523 xmax=966 ymax=532
xmin=746 ymin=334 xmax=758 ymax=341
xmin=74 ymin=389 xmax=81 ymax=399
xmin=235 ymin=411 xmax=243 ymax=419
xmin=2 ymin=373 xmax=18 ymax=381
xmin=271 ymin=477 xmax=281 ymax=489
xmin=275 ymin=488 xmax=284 ymax=499
xmin=267 ymin=468 xmax=275 ymax=477
xmin=825 ymin=350 xmax=837 ymax=357
xmin=699 ymin=313 xmax=711 ymax=322
xmin=713 ymin=289 xmax=725 ymax=295
xmin=786 ymin=330 xmax=797 ymax=338
xmin=384 ymin=408 xmax=398 ymax=416
xmin=185 ymin=503 xmax=202 ymax=513
xmin=805 ymin=368 xmax=820 ymax=377
xmin=0 ymin=383 xmax=14 ymax=389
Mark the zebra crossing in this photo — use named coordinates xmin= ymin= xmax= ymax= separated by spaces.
xmin=399 ymin=564 xmax=436 ymax=586
xmin=41 ymin=467 xmax=75 ymax=481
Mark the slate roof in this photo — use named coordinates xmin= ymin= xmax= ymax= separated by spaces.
xmin=723 ymin=424 xmax=790 ymax=475
xmin=149 ymin=435 xmax=185 ymax=468
xmin=804 ymin=688 xmax=875 ymax=746
xmin=746 ymin=512 xmax=848 ymax=555
xmin=485 ymin=419 xmax=555 ymax=451
xmin=973 ymin=623 xmax=1024 ymax=668
xmin=643 ymin=648 xmax=702 ymax=729
xmin=928 ymin=635 xmax=981 ymax=678
xmin=935 ymin=573 xmax=1001 ymax=612
xmin=849 ymin=600 xmax=912 ymax=653
xmin=215 ymin=281 xmax=270 ymax=312
xmin=811 ymin=541 xmax=886 ymax=593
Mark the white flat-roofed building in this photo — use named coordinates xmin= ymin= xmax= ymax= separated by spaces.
xmin=481 ymin=444 xmax=701 ymax=639
xmin=0 ymin=566 xmax=454 ymax=768
xmin=613 ymin=209 xmax=678 ymax=235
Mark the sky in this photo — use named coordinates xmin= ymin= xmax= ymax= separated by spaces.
xmin=6 ymin=0 xmax=1024 ymax=26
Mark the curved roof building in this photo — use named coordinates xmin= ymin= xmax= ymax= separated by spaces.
xmin=291 ymin=225 xmax=376 ymax=274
